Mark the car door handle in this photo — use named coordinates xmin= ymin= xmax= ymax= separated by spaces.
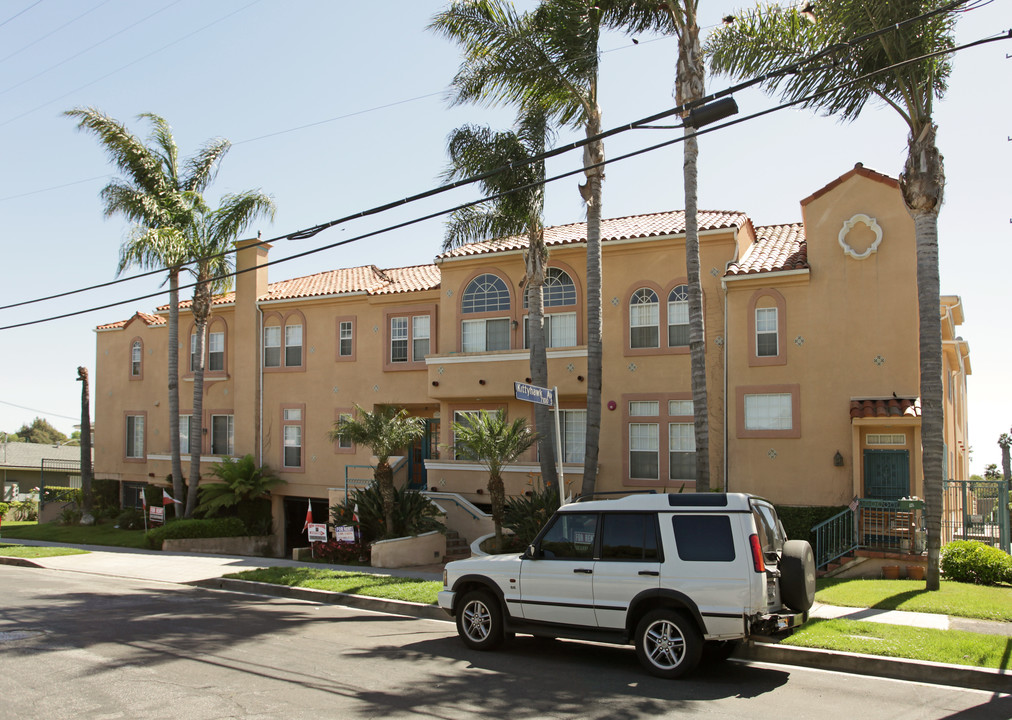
xmin=638 ymin=570 xmax=660 ymax=576
xmin=573 ymin=568 xmax=593 ymax=574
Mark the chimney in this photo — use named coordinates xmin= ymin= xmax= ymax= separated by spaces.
xmin=233 ymin=236 xmax=270 ymax=459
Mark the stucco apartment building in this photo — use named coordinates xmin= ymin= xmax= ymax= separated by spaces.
xmin=93 ymin=164 xmax=971 ymax=551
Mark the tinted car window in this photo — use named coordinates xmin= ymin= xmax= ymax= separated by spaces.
xmin=541 ymin=513 xmax=598 ymax=559
xmin=601 ymin=513 xmax=659 ymax=561
xmin=671 ymin=515 xmax=735 ymax=562
xmin=751 ymin=502 xmax=786 ymax=554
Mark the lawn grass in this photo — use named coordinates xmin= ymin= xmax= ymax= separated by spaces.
xmin=816 ymin=578 xmax=1012 ymax=622
xmin=227 ymin=567 xmax=442 ymax=605
xmin=782 ymin=618 xmax=1012 ymax=670
xmin=0 ymin=543 xmax=89 ymax=559
xmin=0 ymin=521 xmax=148 ymax=549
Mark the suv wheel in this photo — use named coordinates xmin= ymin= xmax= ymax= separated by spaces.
xmin=634 ymin=609 xmax=702 ymax=678
xmin=456 ymin=590 xmax=504 ymax=650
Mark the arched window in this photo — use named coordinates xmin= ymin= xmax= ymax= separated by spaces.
xmin=130 ymin=340 xmax=142 ymax=378
xmin=629 ymin=288 xmax=659 ymax=349
xmin=263 ymin=312 xmax=305 ymax=370
xmin=523 ymin=268 xmax=577 ymax=348
xmin=667 ymin=285 xmax=689 ymax=347
xmin=461 ymin=273 xmax=511 ymax=352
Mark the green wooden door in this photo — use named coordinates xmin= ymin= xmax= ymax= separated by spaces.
xmin=863 ymin=450 xmax=910 ymax=500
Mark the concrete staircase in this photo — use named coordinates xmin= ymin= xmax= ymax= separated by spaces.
xmin=445 ymin=530 xmax=471 ymax=561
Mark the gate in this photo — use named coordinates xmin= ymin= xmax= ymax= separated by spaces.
xmin=942 ymin=479 xmax=1010 ymax=553
xmin=39 ymin=458 xmax=82 ymax=510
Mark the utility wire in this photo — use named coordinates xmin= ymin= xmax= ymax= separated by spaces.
xmin=0 ymin=1 xmax=994 ymax=313
xmin=0 ymin=0 xmax=43 ymax=29
xmin=0 ymin=0 xmax=114 ymax=66
xmin=3 ymin=29 xmax=1007 ymax=333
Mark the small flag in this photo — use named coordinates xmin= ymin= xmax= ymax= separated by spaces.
xmin=303 ymin=498 xmax=313 ymax=533
xmin=162 ymin=490 xmax=178 ymax=506
xmin=352 ymin=503 xmax=360 ymax=524
xmin=140 ymin=490 xmax=147 ymax=509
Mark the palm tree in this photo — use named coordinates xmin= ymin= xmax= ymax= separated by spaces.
xmin=706 ymin=0 xmax=957 ymax=589
xmin=606 ymin=1 xmax=711 ymax=491
xmin=328 ymin=405 xmax=425 ymax=537
xmin=441 ymin=109 xmax=560 ymax=490
xmin=430 ymin=0 xmax=608 ymax=499
xmin=66 ymin=108 xmax=229 ymax=513
xmin=76 ymin=366 xmax=94 ymax=521
xmin=451 ymin=409 xmax=539 ymax=551
xmin=196 ymin=454 xmax=285 ymax=515
xmin=184 ymin=192 xmax=276 ymax=517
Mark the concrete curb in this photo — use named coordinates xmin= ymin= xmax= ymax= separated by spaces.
xmin=189 ymin=577 xmax=448 ymax=622
xmin=0 ymin=555 xmax=42 ymax=569
xmin=741 ymin=641 xmax=1011 ymax=694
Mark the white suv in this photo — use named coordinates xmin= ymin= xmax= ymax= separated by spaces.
xmin=438 ymin=492 xmax=815 ymax=678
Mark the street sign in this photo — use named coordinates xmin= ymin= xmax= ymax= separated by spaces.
xmin=514 ymin=381 xmax=555 ymax=406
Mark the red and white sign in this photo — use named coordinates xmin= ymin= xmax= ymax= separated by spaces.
xmin=307 ymin=523 xmax=328 ymax=543
xmin=149 ymin=506 xmax=164 ymax=523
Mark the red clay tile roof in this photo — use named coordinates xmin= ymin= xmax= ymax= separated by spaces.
xmin=801 ymin=163 xmax=899 ymax=207
xmin=437 ymin=210 xmax=749 ymax=259
xmin=96 ymin=311 xmax=167 ymax=331
xmin=850 ymin=398 xmax=921 ymax=419
xmin=725 ymin=223 xmax=807 ymax=277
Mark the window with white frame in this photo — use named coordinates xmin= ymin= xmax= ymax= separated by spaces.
xmin=391 ymin=316 xmax=409 ymax=363
xmin=524 ymin=312 xmax=577 ymax=349
xmin=126 ymin=415 xmax=144 ymax=458
xmin=462 ymin=274 xmax=510 ymax=313
xmin=190 ymin=333 xmax=199 ymax=372
xmin=462 ymin=318 xmax=510 ymax=352
xmin=461 ymin=274 xmax=511 ymax=352
xmin=557 ymin=408 xmax=586 ymax=463
xmin=210 ymin=414 xmax=234 ymax=455
xmin=628 ymin=400 xmax=660 ymax=479
xmin=208 ymin=331 xmax=225 ymax=372
xmin=744 ymin=393 xmax=792 ymax=431
xmin=285 ymin=324 xmax=303 ymax=367
xmin=755 ymin=307 xmax=778 ymax=357
xmin=131 ymin=340 xmax=142 ymax=377
xmin=630 ymin=288 xmax=659 ymax=349
xmin=669 ymin=423 xmax=696 ymax=480
xmin=335 ymin=412 xmax=353 ymax=450
xmin=388 ymin=313 xmax=431 ymax=364
xmin=264 ymin=325 xmax=282 ymax=367
xmin=412 ymin=316 xmax=430 ymax=361
xmin=453 ymin=410 xmax=481 ymax=460
xmin=283 ymin=408 xmax=303 ymax=468
xmin=668 ymin=285 xmax=690 ymax=347
xmin=866 ymin=433 xmax=906 ymax=446
xmin=338 ymin=320 xmax=354 ymax=357
xmin=179 ymin=414 xmax=192 ymax=455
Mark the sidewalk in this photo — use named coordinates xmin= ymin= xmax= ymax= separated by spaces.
xmin=2 ymin=540 xmax=1009 ymax=691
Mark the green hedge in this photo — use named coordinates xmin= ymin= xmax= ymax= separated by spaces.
xmin=42 ymin=485 xmax=80 ymax=504
xmin=775 ymin=505 xmax=849 ymax=543
xmin=941 ymin=540 xmax=1012 ymax=586
xmin=145 ymin=517 xmax=247 ymax=550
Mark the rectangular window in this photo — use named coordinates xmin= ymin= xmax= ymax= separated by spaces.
xmin=179 ymin=414 xmax=191 ymax=455
xmin=190 ymin=334 xmax=199 ymax=372
xmin=391 ymin=317 xmax=409 ymax=363
xmin=210 ymin=414 xmax=234 ymax=455
xmin=412 ymin=315 xmax=430 ymax=361
xmin=336 ymin=412 xmax=353 ymax=450
xmin=756 ymin=308 xmax=778 ymax=357
xmin=629 ymin=422 xmax=659 ymax=479
xmin=338 ymin=320 xmax=353 ymax=357
xmin=669 ymin=400 xmax=693 ymax=416
xmin=284 ymin=425 xmax=302 ymax=468
xmin=629 ymin=401 xmax=659 ymax=417
xmin=601 ymin=513 xmax=659 ymax=561
xmin=453 ymin=410 xmax=481 ymax=460
xmin=630 ymin=302 xmax=659 ymax=349
xmin=744 ymin=393 xmax=793 ymax=431
xmin=525 ymin=312 xmax=577 ymax=349
xmin=543 ymin=408 xmax=587 ymax=463
xmin=462 ymin=318 xmax=510 ymax=352
xmin=208 ymin=331 xmax=225 ymax=372
xmin=867 ymin=433 xmax=906 ymax=446
xmin=264 ymin=326 xmax=281 ymax=367
xmin=131 ymin=342 xmax=141 ymax=376
xmin=672 ymin=515 xmax=735 ymax=562
xmin=285 ymin=324 xmax=303 ymax=367
xmin=126 ymin=415 xmax=144 ymax=458
xmin=668 ymin=423 xmax=696 ymax=480
xmin=668 ymin=298 xmax=689 ymax=347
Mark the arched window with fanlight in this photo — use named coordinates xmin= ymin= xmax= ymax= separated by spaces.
xmin=629 ymin=288 xmax=659 ymax=349
xmin=130 ymin=339 xmax=143 ymax=379
xmin=461 ymin=273 xmax=511 ymax=352
xmin=524 ymin=267 xmax=578 ymax=349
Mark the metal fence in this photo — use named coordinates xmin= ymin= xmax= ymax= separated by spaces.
xmin=942 ymin=479 xmax=1010 ymax=554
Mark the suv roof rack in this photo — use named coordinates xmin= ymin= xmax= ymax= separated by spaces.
xmin=574 ymin=490 xmax=657 ymax=503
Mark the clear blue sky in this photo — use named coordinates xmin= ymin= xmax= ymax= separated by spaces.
xmin=0 ymin=1 xmax=1008 ymax=474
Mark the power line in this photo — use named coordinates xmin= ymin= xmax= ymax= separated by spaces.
xmin=4 ymin=28 xmax=1006 ymax=333
xmin=0 ymin=399 xmax=81 ymax=423
xmin=0 ymin=0 xmax=114 ymax=66
xmin=0 ymin=0 xmax=43 ymax=30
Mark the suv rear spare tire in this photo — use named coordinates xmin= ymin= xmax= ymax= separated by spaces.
xmin=780 ymin=539 xmax=816 ymax=612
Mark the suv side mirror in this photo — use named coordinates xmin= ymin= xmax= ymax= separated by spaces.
xmin=523 ymin=544 xmax=541 ymax=560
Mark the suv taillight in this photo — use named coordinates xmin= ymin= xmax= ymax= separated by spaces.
xmin=749 ymin=534 xmax=766 ymax=573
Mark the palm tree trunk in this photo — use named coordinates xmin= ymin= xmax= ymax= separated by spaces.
xmin=377 ymin=462 xmax=395 ymax=536
xmin=77 ymin=366 xmax=93 ymax=517
xmin=901 ymin=125 xmax=944 ymax=591
xmin=527 ymin=228 xmax=559 ymax=490
xmin=580 ymin=113 xmax=605 ymax=500
xmin=186 ymin=283 xmax=211 ymax=518
xmin=168 ymin=269 xmax=185 ymax=511
xmin=489 ymin=472 xmax=505 ymax=552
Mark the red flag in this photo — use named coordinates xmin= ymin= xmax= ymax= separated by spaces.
xmin=140 ymin=490 xmax=147 ymax=510
xmin=302 ymin=498 xmax=313 ymax=533
xmin=162 ymin=490 xmax=178 ymax=506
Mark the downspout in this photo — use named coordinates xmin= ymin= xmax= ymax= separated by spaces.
xmin=258 ymin=304 xmax=264 ymax=468
xmin=722 ymin=273 xmax=729 ymax=493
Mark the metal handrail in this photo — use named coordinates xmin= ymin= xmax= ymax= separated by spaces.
xmin=812 ymin=507 xmax=857 ymax=569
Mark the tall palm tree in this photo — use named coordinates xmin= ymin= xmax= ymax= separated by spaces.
xmin=184 ymin=192 xmax=276 ymax=517
xmin=606 ymin=1 xmax=711 ymax=491
xmin=451 ymin=409 xmax=539 ymax=551
xmin=76 ymin=366 xmax=93 ymax=520
xmin=441 ymin=109 xmax=560 ymax=490
xmin=66 ymin=108 xmax=229 ymax=513
xmin=706 ymin=0 xmax=957 ymax=589
xmin=430 ymin=0 xmax=608 ymax=499
xmin=329 ymin=405 xmax=425 ymax=536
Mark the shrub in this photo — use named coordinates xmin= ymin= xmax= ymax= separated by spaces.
xmin=330 ymin=483 xmax=443 ymax=543
xmin=92 ymin=479 xmax=121 ymax=520
xmin=940 ymin=540 xmax=1012 ymax=586
xmin=145 ymin=517 xmax=247 ymax=550
xmin=11 ymin=499 xmax=37 ymax=521
xmin=503 ymin=482 xmax=559 ymax=547
xmin=775 ymin=505 xmax=849 ymax=543
xmin=116 ymin=508 xmax=144 ymax=530
xmin=0 ymin=502 xmax=8 ymax=519
xmin=309 ymin=540 xmax=371 ymax=565
xmin=42 ymin=486 xmax=81 ymax=505
xmin=59 ymin=507 xmax=83 ymax=525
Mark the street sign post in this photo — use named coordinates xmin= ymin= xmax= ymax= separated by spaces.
xmin=514 ymin=381 xmax=565 ymax=506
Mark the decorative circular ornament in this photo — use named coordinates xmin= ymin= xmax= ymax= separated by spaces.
xmin=838 ymin=213 xmax=882 ymax=260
